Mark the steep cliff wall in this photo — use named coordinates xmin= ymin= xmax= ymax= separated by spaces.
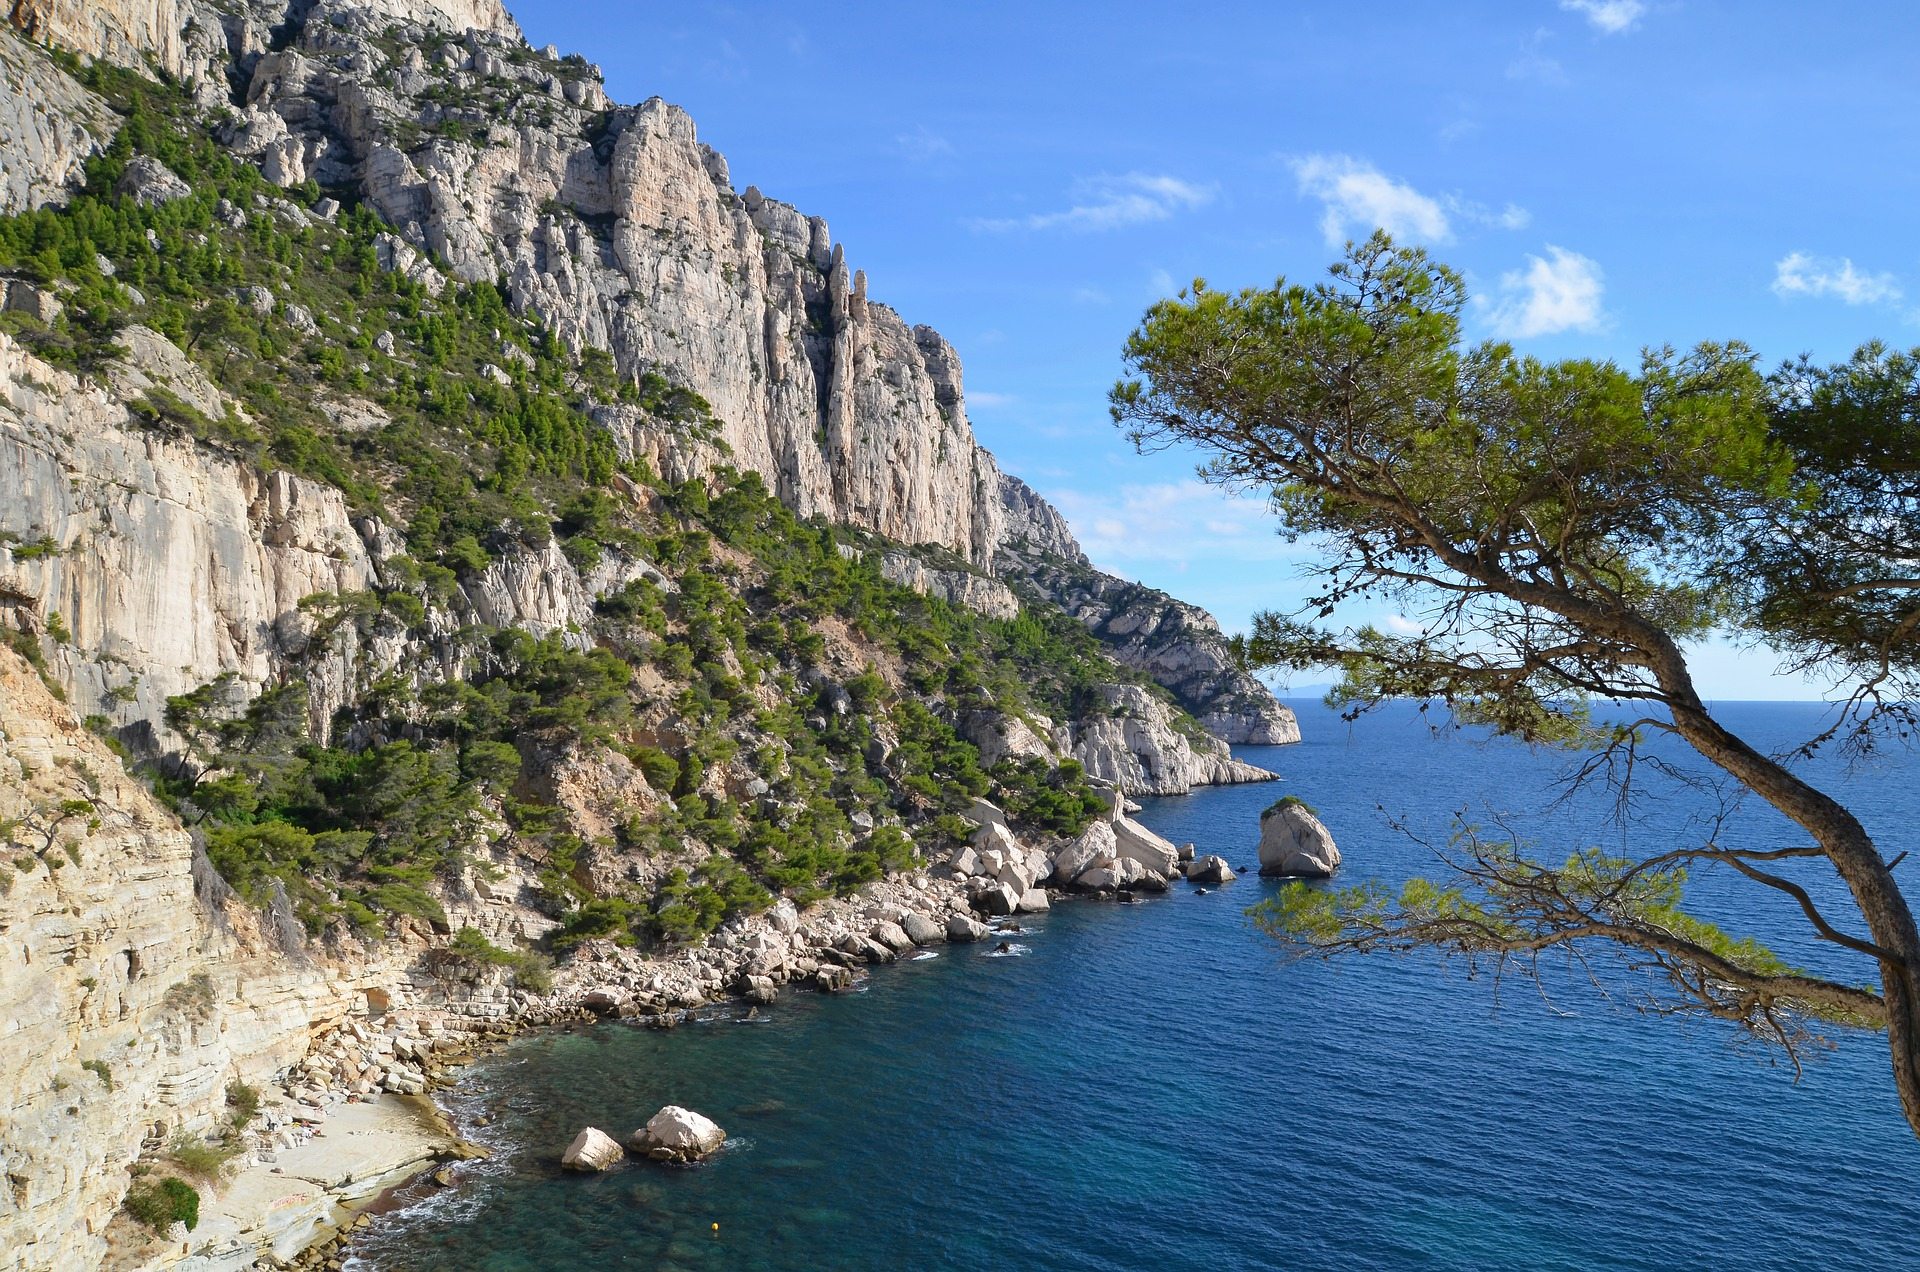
xmin=0 ymin=646 xmax=353 ymax=1270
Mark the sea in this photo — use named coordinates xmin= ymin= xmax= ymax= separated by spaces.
xmin=350 ymin=699 xmax=1920 ymax=1271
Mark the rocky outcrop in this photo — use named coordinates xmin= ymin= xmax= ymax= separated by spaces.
xmin=0 ymin=29 xmax=114 ymax=214
xmin=995 ymin=475 xmax=1299 ymax=746
xmin=997 ymin=473 xmax=1087 ymax=564
xmin=1069 ymin=684 xmax=1275 ymax=796
xmin=1257 ymin=801 xmax=1340 ymax=877
xmin=877 ymin=548 xmax=1020 ymax=620
xmin=630 ymin=1106 xmax=725 ymax=1163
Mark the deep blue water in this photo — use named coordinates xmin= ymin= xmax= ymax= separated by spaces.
xmin=353 ymin=700 xmax=1920 ymax=1271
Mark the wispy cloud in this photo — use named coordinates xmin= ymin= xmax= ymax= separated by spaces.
xmin=1046 ymin=480 xmax=1301 ymax=569
xmin=1771 ymin=252 xmax=1902 ymax=306
xmin=972 ymin=173 xmax=1215 ymax=233
xmin=1069 ymin=285 xmax=1110 ymax=305
xmin=896 ymin=126 xmax=953 ymax=162
xmin=1484 ymin=246 xmax=1607 ymax=338
xmin=1293 ymin=154 xmax=1452 ymax=247
xmin=1560 ymin=0 xmax=1647 ymax=34
xmin=966 ymin=390 xmax=1017 ymax=409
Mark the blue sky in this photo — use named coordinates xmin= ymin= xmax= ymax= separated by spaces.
xmin=506 ymin=0 xmax=1920 ymax=699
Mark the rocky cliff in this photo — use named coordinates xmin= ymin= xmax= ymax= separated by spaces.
xmin=0 ymin=5 xmax=1299 ymax=1265
xmin=996 ymin=477 xmax=1301 ymax=745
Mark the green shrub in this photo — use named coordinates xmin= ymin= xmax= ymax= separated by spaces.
xmin=225 ymin=1081 xmax=260 ymax=1127
xmin=123 ymin=1177 xmax=199 ymax=1233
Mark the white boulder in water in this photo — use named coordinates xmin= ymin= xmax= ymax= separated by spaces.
xmin=1257 ymin=801 xmax=1341 ymax=877
xmin=1112 ymin=816 xmax=1180 ymax=876
xmin=630 ymin=1105 xmax=727 ymax=1162
xmin=561 ymin=1126 xmax=626 ymax=1171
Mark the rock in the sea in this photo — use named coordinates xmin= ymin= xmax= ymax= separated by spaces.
xmin=630 ymin=1106 xmax=727 ymax=1163
xmin=561 ymin=1126 xmax=626 ymax=1172
xmin=1016 ymin=888 xmax=1051 ymax=913
xmin=1188 ymin=855 xmax=1236 ymax=884
xmin=1257 ymin=801 xmax=1341 ymax=877
xmin=946 ymin=913 xmax=990 ymax=942
xmin=902 ymin=912 xmax=946 ymax=945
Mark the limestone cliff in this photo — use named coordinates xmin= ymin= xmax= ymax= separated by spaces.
xmin=996 ymin=476 xmax=1301 ymax=746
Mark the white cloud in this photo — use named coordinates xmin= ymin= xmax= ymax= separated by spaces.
xmin=1069 ymin=285 xmax=1110 ymax=305
xmin=1485 ymin=245 xmax=1607 ymax=338
xmin=1771 ymin=252 xmax=1902 ymax=306
xmin=1292 ymin=154 xmax=1452 ymax=247
xmin=1383 ymin=614 xmax=1426 ymax=636
xmin=1046 ymin=480 xmax=1302 ymax=569
xmin=971 ymin=173 xmax=1214 ymax=233
xmin=1560 ymin=0 xmax=1646 ymax=34
xmin=1147 ymin=268 xmax=1177 ymax=297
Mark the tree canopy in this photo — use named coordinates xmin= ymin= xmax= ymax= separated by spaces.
xmin=1111 ymin=233 xmax=1920 ymax=1136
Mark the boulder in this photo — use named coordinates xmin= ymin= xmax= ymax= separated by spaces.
xmin=561 ymin=1126 xmax=625 ymax=1172
xmin=630 ymin=1106 xmax=727 ymax=1162
xmin=950 ymin=846 xmax=983 ymax=878
xmin=977 ymin=883 xmax=1020 ymax=917
xmin=1177 ymin=842 xmax=1197 ymax=862
xmin=1077 ymin=867 xmax=1119 ymax=891
xmin=1016 ymin=888 xmax=1051 ymax=913
xmin=1257 ymin=801 xmax=1341 ymax=877
xmin=994 ymin=855 xmax=1036 ymax=895
xmin=581 ymin=988 xmax=627 ymax=1015
xmin=901 ymin=912 xmax=945 ymax=945
xmin=870 ymin=921 xmax=915 ymax=953
xmin=1188 ymin=855 xmax=1236 ymax=884
xmin=767 ymin=899 xmax=801 ymax=934
xmin=946 ymin=913 xmax=990 ymax=942
xmin=972 ymin=819 xmax=1024 ymax=856
xmin=1052 ymin=820 xmax=1117 ymax=885
xmin=1112 ymin=816 xmax=1180 ymax=876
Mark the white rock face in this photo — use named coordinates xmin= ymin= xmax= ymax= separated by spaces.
xmin=1069 ymin=685 xmax=1277 ymax=796
xmin=0 ymin=647 xmax=408 ymax=1269
xmin=561 ymin=1126 xmax=626 ymax=1171
xmin=1257 ymin=803 xmax=1341 ymax=877
xmin=878 ymin=549 xmax=1020 ymax=620
xmin=631 ymin=1105 xmax=726 ymax=1162
xmin=0 ymin=32 xmax=114 ymax=214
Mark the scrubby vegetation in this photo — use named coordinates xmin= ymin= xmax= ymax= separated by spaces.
xmin=0 ymin=60 xmax=1195 ymax=962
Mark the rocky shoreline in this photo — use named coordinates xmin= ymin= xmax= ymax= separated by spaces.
xmin=231 ymin=803 xmax=1215 ymax=1269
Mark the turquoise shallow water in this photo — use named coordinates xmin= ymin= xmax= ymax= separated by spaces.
xmin=353 ymin=700 xmax=1920 ymax=1271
